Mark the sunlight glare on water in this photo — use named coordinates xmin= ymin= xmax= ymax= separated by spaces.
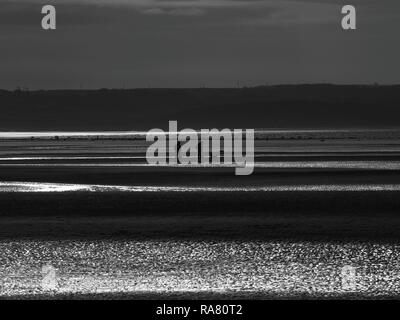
xmin=1 ymin=181 xmax=400 ymax=193
xmin=0 ymin=240 xmax=399 ymax=298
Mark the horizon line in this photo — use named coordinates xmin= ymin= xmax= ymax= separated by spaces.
xmin=2 ymin=83 xmax=400 ymax=92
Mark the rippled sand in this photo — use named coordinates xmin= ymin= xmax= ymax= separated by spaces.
xmin=1 ymin=240 xmax=400 ymax=299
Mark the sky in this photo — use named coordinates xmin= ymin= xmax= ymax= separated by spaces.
xmin=0 ymin=0 xmax=399 ymax=89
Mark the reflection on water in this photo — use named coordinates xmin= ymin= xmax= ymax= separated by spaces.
xmin=0 ymin=131 xmax=146 ymax=138
xmin=1 ymin=181 xmax=400 ymax=193
xmin=0 ymin=156 xmax=144 ymax=161
xmin=0 ymin=240 xmax=399 ymax=298
xmin=0 ymin=128 xmax=398 ymax=138
xmin=1 ymin=160 xmax=400 ymax=170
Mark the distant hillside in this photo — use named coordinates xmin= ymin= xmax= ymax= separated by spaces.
xmin=0 ymin=85 xmax=399 ymax=131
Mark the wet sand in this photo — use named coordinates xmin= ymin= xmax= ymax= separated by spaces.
xmin=2 ymin=134 xmax=400 ymax=298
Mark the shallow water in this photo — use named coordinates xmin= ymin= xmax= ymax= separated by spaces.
xmin=1 ymin=134 xmax=399 ymax=298
xmin=1 ymin=240 xmax=399 ymax=298
xmin=2 ymin=181 xmax=400 ymax=193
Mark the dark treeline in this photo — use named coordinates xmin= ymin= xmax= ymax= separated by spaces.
xmin=0 ymin=84 xmax=399 ymax=131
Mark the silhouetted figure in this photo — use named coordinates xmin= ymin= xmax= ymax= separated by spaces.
xmin=198 ymin=141 xmax=202 ymax=164
xmin=176 ymin=139 xmax=214 ymax=165
xmin=197 ymin=140 xmax=214 ymax=165
xmin=177 ymin=140 xmax=182 ymax=164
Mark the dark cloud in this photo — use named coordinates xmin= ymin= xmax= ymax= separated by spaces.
xmin=0 ymin=0 xmax=399 ymax=89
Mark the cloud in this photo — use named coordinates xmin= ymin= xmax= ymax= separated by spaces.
xmin=4 ymin=0 xmax=263 ymax=8
xmin=2 ymin=0 xmax=399 ymax=29
xmin=0 ymin=0 xmax=321 ymax=26
xmin=141 ymin=7 xmax=206 ymax=16
xmin=1 ymin=0 xmax=399 ymax=89
xmin=0 ymin=0 xmax=278 ymax=27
